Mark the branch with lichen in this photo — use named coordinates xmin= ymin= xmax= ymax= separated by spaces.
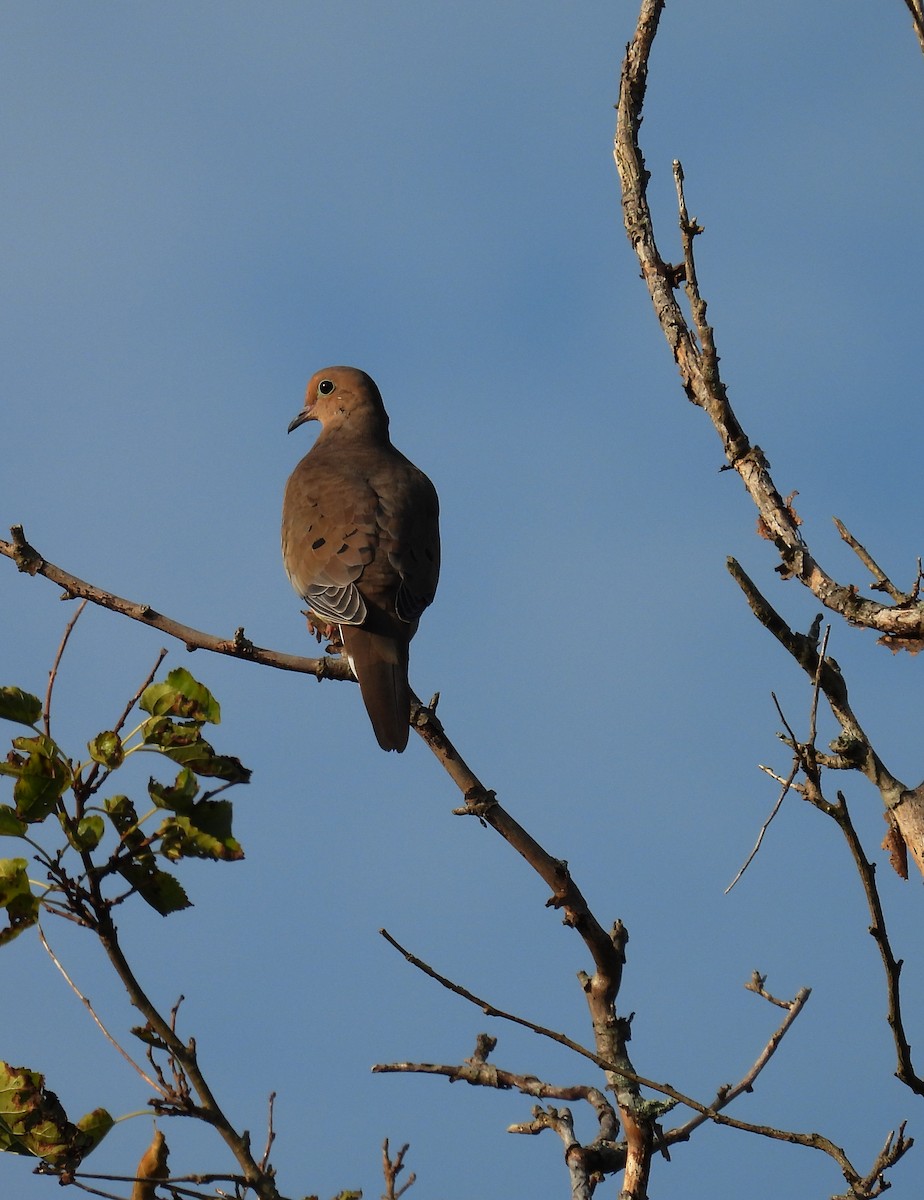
xmin=372 ymin=950 xmax=907 ymax=1196
xmin=615 ymin=0 xmax=924 ymax=883
xmin=727 ymin=557 xmax=924 ymax=877
xmin=615 ymin=3 xmax=924 ymax=647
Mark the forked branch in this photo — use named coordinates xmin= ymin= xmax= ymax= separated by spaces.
xmin=615 ymin=2 xmax=924 ymax=644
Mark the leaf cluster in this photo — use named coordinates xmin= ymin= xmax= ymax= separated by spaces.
xmin=0 ymin=667 xmax=249 ymax=926
xmin=0 ymin=1063 xmax=112 ymax=1177
xmin=0 ymin=665 xmax=251 ymax=1175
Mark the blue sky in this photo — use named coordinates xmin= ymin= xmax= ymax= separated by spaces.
xmin=2 ymin=3 xmax=924 ymax=1198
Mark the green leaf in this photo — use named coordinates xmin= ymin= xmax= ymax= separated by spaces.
xmin=0 ymin=807 xmax=27 ymax=838
xmin=73 ymin=815 xmax=105 ymax=852
xmin=148 ymin=767 xmax=198 ymax=812
xmin=0 ymin=688 xmax=42 ymax=728
xmin=87 ymin=730 xmax=124 ymax=769
xmin=0 ymin=1062 xmax=111 ymax=1168
xmin=158 ymin=800 xmax=244 ymax=862
xmin=0 ymin=858 xmax=32 ymax=906
xmin=103 ymin=794 xmax=138 ymax=834
xmin=163 ymin=740 xmax=250 ymax=783
xmin=117 ymin=860 xmax=191 ymax=916
xmin=75 ymin=1107 xmax=114 ymax=1152
xmin=139 ymin=668 xmax=221 ymax=724
xmin=9 ymin=735 xmax=71 ymax=822
xmin=104 ymin=797 xmax=188 ymax=911
xmin=11 ymin=734 xmax=57 ymax=756
xmin=12 ymin=759 xmax=71 ymax=823
xmin=142 ymin=716 xmax=200 ymax=751
xmin=143 ymin=720 xmax=251 ymax=783
xmin=0 ymin=752 xmax=26 ymax=779
xmin=0 ymin=858 xmax=39 ymax=945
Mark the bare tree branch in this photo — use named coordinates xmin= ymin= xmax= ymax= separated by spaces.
xmin=720 ymin=573 xmax=924 ymax=1096
xmin=6 ymin=498 xmax=909 ymax=1193
xmin=1 ymin=525 xmax=351 ymax=682
xmin=381 ymin=1139 xmax=416 ymax=1200
xmin=901 ymin=0 xmax=924 ymax=55
xmin=508 ymin=1107 xmax=596 ymax=1200
xmin=374 ymin=939 xmax=902 ymax=1193
xmin=615 ymin=3 xmax=924 ymax=643
xmin=663 ymin=981 xmax=810 ymax=1147
xmin=727 ymin=556 xmax=924 ymax=877
xmin=821 ymin=792 xmax=924 ymax=1097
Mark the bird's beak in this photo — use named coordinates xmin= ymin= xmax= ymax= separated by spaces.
xmin=287 ymin=406 xmax=315 ymax=434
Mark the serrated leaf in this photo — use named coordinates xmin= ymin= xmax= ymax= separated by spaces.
xmin=73 ymin=816 xmax=105 ymax=852
xmin=87 ymin=731 xmax=124 ymax=769
xmin=0 ymin=1062 xmax=110 ymax=1169
xmin=0 ymin=858 xmax=31 ymax=907
xmin=0 ymin=688 xmax=42 ymax=728
xmin=148 ymin=768 xmax=198 ymax=812
xmin=162 ymin=742 xmax=251 ymax=784
xmin=141 ymin=715 xmax=250 ymax=783
xmin=143 ymin=720 xmax=250 ymax=783
xmin=8 ymin=734 xmax=71 ymax=822
xmin=104 ymin=794 xmax=138 ymax=834
xmin=158 ymin=800 xmax=243 ymax=862
xmin=76 ymin=1107 xmax=114 ymax=1153
xmin=0 ymin=807 xmax=27 ymax=838
xmin=0 ymin=858 xmax=40 ymax=945
xmin=11 ymin=733 xmax=57 ymax=757
xmin=142 ymin=716 xmax=200 ymax=751
xmin=139 ymin=669 xmax=220 ymax=724
xmin=0 ymin=753 xmax=25 ymax=779
xmin=117 ymin=861 xmax=191 ymax=916
xmin=12 ymin=755 xmax=71 ymax=822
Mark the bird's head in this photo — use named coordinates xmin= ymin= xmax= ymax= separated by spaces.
xmin=287 ymin=366 xmax=390 ymax=438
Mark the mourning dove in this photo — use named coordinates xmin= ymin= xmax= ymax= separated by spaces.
xmin=281 ymin=367 xmax=440 ymax=752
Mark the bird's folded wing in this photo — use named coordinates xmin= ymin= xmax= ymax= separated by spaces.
xmin=282 ymin=465 xmax=380 ymax=625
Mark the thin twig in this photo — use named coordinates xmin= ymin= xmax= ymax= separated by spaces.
xmin=60 ymin=1181 xmax=126 ymax=1200
xmin=807 ymin=627 xmax=830 ymax=745
xmin=38 ymin=924 xmax=163 ymax=1092
xmin=375 ymin=1055 xmax=610 ymax=1105
xmin=259 ymin=1093 xmax=277 ymax=1173
xmin=745 ymin=972 xmax=801 ymax=1010
xmin=381 ymin=1139 xmax=416 ymax=1200
xmin=75 ymin=1173 xmax=236 ymax=1200
xmin=81 ymin=647 xmax=170 ymax=803
xmin=725 ymin=761 xmax=798 ymax=893
xmin=833 ymin=518 xmax=907 ymax=603
xmin=665 ymin=982 xmax=810 ymax=1144
xmin=673 ymin=159 xmax=718 ymax=374
xmin=727 ymin=631 xmax=831 ymax=893
xmin=379 ymin=928 xmax=603 ymax=1068
xmin=43 ymin=598 xmax=89 ymax=736
xmin=377 ymin=929 xmax=874 ymax=1185
xmin=826 ymin=791 xmax=924 ymax=1096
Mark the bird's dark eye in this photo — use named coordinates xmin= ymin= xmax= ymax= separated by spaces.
xmin=318 ymin=379 xmax=335 ymax=396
